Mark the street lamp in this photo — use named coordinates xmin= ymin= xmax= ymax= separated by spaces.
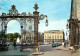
xmin=66 ymin=20 xmax=69 ymax=29
xmin=39 ymin=14 xmax=48 ymax=26
xmin=45 ymin=18 xmax=48 ymax=26
xmin=32 ymin=3 xmax=49 ymax=53
xmin=33 ymin=3 xmax=48 ymax=46
xmin=66 ymin=20 xmax=69 ymax=36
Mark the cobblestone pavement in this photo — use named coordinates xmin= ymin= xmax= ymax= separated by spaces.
xmin=52 ymin=45 xmax=70 ymax=51
xmin=39 ymin=45 xmax=52 ymax=52
xmin=38 ymin=45 xmax=72 ymax=56
xmin=39 ymin=49 xmax=72 ymax=56
xmin=71 ymin=48 xmax=80 ymax=56
xmin=0 ymin=45 xmax=80 ymax=56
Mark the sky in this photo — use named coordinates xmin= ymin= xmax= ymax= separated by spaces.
xmin=0 ymin=0 xmax=71 ymax=40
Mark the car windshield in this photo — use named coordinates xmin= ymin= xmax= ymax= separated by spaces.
xmin=52 ymin=43 xmax=56 ymax=44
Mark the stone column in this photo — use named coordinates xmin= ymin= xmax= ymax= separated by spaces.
xmin=76 ymin=26 xmax=79 ymax=45
xmin=69 ymin=19 xmax=79 ymax=46
xmin=69 ymin=19 xmax=74 ymax=46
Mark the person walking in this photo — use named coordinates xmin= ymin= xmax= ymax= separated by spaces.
xmin=13 ymin=40 xmax=17 ymax=50
xmin=64 ymin=42 xmax=66 ymax=48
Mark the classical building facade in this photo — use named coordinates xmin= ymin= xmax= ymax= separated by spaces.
xmin=44 ymin=30 xmax=64 ymax=43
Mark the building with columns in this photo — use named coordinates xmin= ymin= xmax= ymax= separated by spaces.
xmin=44 ymin=30 xmax=65 ymax=44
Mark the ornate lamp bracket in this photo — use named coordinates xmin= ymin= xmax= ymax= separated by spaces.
xmin=38 ymin=14 xmax=48 ymax=26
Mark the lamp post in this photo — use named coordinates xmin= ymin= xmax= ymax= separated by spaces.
xmin=33 ymin=3 xmax=48 ymax=46
xmin=33 ymin=3 xmax=48 ymax=53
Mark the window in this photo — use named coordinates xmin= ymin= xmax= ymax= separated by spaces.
xmin=57 ymin=35 xmax=59 ymax=39
xmin=53 ymin=36 xmax=54 ymax=39
xmin=60 ymin=36 xmax=62 ymax=39
xmin=55 ymin=35 xmax=56 ymax=39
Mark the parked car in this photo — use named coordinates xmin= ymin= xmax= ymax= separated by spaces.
xmin=16 ymin=43 xmax=21 ymax=46
xmin=52 ymin=43 xmax=57 ymax=47
xmin=5 ymin=42 xmax=9 ymax=46
xmin=21 ymin=43 xmax=34 ymax=46
xmin=56 ymin=43 xmax=62 ymax=46
xmin=52 ymin=43 xmax=62 ymax=47
xmin=9 ymin=42 xmax=14 ymax=45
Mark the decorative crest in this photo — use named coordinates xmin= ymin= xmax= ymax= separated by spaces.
xmin=9 ymin=5 xmax=18 ymax=16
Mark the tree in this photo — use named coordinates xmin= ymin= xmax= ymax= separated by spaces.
xmin=13 ymin=32 xmax=20 ymax=38
xmin=6 ymin=33 xmax=21 ymax=39
xmin=0 ymin=31 xmax=6 ymax=38
xmin=6 ymin=33 xmax=14 ymax=39
xmin=0 ymin=31 xmax=3 ymax=38
xmin=6 ymin=33 xmax=21 ymax=42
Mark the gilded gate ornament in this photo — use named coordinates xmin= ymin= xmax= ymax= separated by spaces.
xmin=0 ymin=4 xmax=48 ymax=47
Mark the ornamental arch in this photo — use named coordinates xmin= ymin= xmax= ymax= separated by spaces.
xmin=0 ymin=5 xmax=35 ymax=44
xmin=0 ymin=4 xmax=48 ymax=45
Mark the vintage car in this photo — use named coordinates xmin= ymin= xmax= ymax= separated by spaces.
xmin=52 ymin=43 xmax=62 ymax=47
xmin=52 ymin=43 xmax=57 ymax=47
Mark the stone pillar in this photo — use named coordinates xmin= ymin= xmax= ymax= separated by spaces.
xmin=76 ymin=26 xmax=79 ymax=45
xmin=69 ymin=19 xmax=74 ymax=46
xmin=69 ymin=19 xmax=79 ymax=46
xmin=76 ymin=27 xmax=78 ymax=44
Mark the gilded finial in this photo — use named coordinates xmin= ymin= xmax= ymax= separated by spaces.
xmin=12 ymin=5 xmax=16 ymax=10
xmin=33 ymin=3 xmax=39 ymax=11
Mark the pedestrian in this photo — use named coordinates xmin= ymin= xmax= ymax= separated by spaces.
xmin=66 ymin=41 xmax=68 ymax=47
xmin=64 ymin=42 xmax=66 ymax=48
xmin=13 ymin=40 xmax=17 ymax=50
